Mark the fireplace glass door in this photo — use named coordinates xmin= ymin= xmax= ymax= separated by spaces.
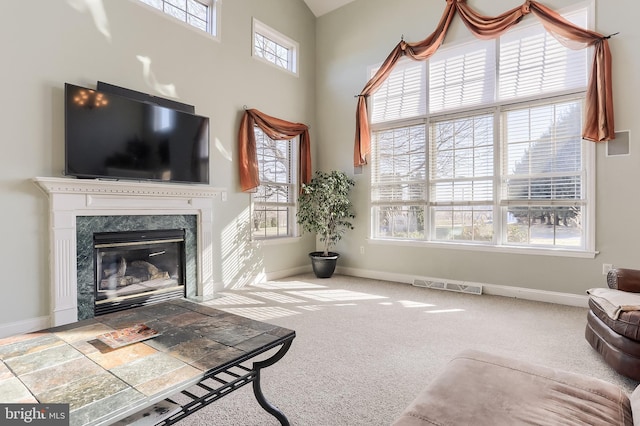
xmin=94 ymin=229 xmax=186 ymax=315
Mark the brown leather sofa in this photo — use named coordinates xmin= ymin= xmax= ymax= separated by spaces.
xmin=586 ymin=267 xmax=640 ymax=381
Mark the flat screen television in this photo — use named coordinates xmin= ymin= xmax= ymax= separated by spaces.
xmin=65 ymin=83 xmax=210 ymax=184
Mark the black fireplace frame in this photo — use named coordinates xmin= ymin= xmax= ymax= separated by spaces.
xmin=93 ymin=228 xmax=187 ymax=316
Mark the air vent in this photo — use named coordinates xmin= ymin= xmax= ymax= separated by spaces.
xmin=412 ymin=278 xmax=483 ymax=295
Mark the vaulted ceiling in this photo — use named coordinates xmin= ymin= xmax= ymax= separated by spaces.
xmin=302 ymin=0 xmax=355 ymax=17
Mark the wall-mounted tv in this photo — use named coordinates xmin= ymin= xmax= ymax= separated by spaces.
xmin=65 ymin=83 xmax=210 ymax=184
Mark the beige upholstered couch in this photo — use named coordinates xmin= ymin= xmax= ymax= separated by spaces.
xmin=393 ymin=349 xmax=636 ymax=425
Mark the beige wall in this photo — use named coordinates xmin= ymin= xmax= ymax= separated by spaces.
xmin=0 ymin=0 xmax=317 ymax=330
xmin=315 ymin=0 xmax=640 ymax=294
xmin=2 ymin=0 xmax=638 ymax=333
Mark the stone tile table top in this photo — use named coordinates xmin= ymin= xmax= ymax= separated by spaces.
xmin=0 ymin=299 xmax=296 ymax=426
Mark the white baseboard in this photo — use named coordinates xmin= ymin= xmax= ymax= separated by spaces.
xmin=264 ymin=265 xmax=311 ymax=281
xmin=0 ymin=316 xmax=50 ymax=339
xmin=337 ymin=266 xmax=589 ymax=308
xmin=482 ymin=283 xmax=588 ymax=307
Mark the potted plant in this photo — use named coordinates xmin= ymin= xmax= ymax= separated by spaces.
xmin=297 ymin=170 xmax=355 ymax=278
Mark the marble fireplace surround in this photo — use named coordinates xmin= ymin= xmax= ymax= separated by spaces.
xmin=34 ymin=177 xmax=226 ymax=327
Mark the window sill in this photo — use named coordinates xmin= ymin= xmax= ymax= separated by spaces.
xmin=251 ymin=236 xmax=301 ymax=247
xmin=368 ymin=238 xmax=597 ymax=259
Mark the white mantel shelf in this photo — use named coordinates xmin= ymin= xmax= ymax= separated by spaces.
xmin=33 ymin=176 xmax=226 ymax=327
xmin=33 ymin=176 xmax=226 ymax=199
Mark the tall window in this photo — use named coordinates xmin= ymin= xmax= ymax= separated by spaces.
xmin=370 ymin=7 xmax=593 ymax=252
xmin=252 ymin=18 xmax=299 ymax=75
xmin=252 ymin=128 xmax=297 ymax=240
xmin=137 ymin=0 xmax=218 ymax=36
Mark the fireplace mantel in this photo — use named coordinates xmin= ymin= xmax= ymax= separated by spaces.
xmin=34 ymin=177 xmax=226 ymax=199
xmin=34 ymin=177 xmax=226 ymax=327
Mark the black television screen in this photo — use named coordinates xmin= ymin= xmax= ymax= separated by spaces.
xmin=65 ymin=83 xmax=210 ymax=184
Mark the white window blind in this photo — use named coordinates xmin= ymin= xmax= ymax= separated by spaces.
xmin=501 ymin=99 xmax=584 ymax=205
xmin=371 ymin=125 xmax=426 ymax=203
xmin=370 ymin=59 xmax=426 ymax=124
xmin=499 ymin=9 xmax=587 ymax=101
xmin=429 ymin=112 xmax=494 ymax=206
xmin=369 ymin=5 xmax=592 ymax=250
xmin=252 ymin=128 xmax=296 ymax=239
xmin=254 ymin=130 xmax=293 ymax=204
xmin=429 ymin=39 xmax=496 ymax=113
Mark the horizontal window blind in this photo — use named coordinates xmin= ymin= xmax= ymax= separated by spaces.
xmin=429 ymin=113 xmax=494 ymax=205
xmin=499 ymin=10 xmax=587 ymax=101
xmin=369 ymin=5 xmax=591 ymax=249
xmin=371 ymin=125 xmax=426 ymax=202
xmin=501 ymin=99 xmax=584 ymax=205
xmin=252 ymin=128 xmax=296 ymax=239
xmin=253 ymin=128 xmax=293 ymax=205
xmin=370 ymin=59 xmax=426 ymax=124
xmin=429 ymin=39 xmax=496 ymax=113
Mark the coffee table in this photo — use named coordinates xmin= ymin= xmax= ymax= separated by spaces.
xmin=0 ymin=299 xmax=296 ymax=425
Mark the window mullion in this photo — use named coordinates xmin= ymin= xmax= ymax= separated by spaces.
xmin=493 ymin=107 xmax=502 ymax=246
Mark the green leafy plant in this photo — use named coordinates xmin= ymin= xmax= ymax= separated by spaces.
xmin=297 ymin=170 xmax=355 ymax=256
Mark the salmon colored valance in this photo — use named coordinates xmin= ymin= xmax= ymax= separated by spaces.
xmin=354 ymin=0 xmax=614 ymax=167
xmin=238 ymin=108 xmax=312 ymax=192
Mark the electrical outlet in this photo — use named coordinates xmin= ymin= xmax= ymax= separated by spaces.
xmin=602 ymin=263 xmax=613 ymax=275
xmin=360 ymin=246 xmax=365 ymax=254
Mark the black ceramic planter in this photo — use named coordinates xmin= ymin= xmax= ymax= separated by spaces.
xmin=309 ymin=252 xmax=340 ymax=278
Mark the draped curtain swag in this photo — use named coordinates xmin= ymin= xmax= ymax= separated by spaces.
xmin=353 ymin=0 xmax=614 ymax=167
xmin=238 ymin=108 xmax=312 ymax=192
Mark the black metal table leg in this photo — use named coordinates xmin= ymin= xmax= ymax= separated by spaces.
xmin=252 ymin=340 xmax=293 ymax=426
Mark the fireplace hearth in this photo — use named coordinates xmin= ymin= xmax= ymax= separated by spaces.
xmin=94 ymin=229 xmax=186 ymax=316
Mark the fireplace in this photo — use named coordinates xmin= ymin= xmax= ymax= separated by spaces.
xmin=34 ymin=177 xmax=226 ymax=327
xmin=93 ymin=229 xmax=186 ymax=316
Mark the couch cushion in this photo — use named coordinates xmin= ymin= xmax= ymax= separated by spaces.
xmin=586 ymin=310 xmax=640 ymax=381
xmin=392 ymin=349 xmax=632 ymax=426
xmin=590 ymin=297 xmax=640 ymax=341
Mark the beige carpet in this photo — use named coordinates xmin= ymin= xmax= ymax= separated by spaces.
xmin=177 ymin=273 xmax=638 ymax=425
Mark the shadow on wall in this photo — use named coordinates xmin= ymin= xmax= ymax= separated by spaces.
xmin=221 ymin=207 xmax=265 ymax=290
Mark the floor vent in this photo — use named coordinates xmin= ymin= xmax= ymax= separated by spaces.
xmin=412 ymin=279 xmax=483 ymax=295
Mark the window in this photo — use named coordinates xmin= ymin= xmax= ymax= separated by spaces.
xmin=252 ymin=128 xmax=297 ymax=240
xmin=137 ymin=0 xmax=218 ymax=37
xmin=252 ymin=18 xmax=299 ymax=75
xmin=501 ymin=99 xmax=585 ymax=247
xmin=370 ymin=7 xmax=593 ymax=253
xmin=430 ymin=111 xmax=495 ymax=243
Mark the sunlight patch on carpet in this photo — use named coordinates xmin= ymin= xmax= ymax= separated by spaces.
xmin=204 ymin=293 xmax=265 ymax=306
xmin=249 ymin=292 xmax=306 ymax=304
xmin=286 ymin=289 xmax=388 ymax=302
xmin=298 ymin=305 xmax=325 ymax=311
xmin=250 ymin=281 xmax=327 ymax=290
xmin=398 ymin=300 xmax=436 ymax=308
xmin=425 ymin=309 xmax=465 ymax=314
xmin=218 ymin=306 xmax=300 ymax=321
